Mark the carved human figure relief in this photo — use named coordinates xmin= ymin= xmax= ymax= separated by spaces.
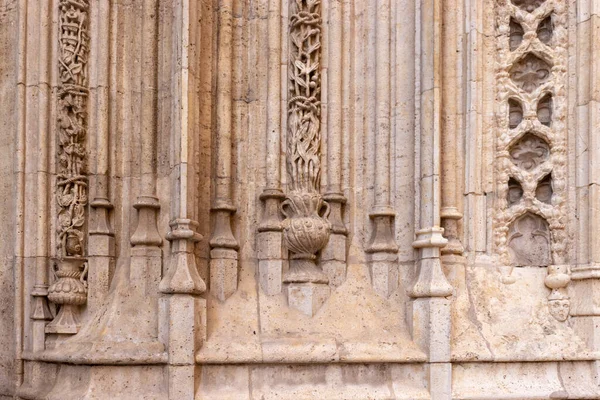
xmin=508 ymin=213 xmax=551 ymax=266
xmin=46 ymin=0 xmax=90 ymax=334
xmin=548 ymin=296 xmax=570 ymax=322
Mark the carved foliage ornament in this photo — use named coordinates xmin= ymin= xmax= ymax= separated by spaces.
xmin=47 ymin=0 xmax=90 ymax=334
xmin=282 ymin=0 xmax=331 ymax=284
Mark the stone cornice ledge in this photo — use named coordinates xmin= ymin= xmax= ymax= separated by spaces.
xmin=571 ymin=264 xmax=600 ymax=280
xmin=196 ymin=337 xmax=427 ymax=364
xmin=22 ymin=342 xmax=167 ymax=365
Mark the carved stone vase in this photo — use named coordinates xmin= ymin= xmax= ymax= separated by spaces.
xmin=281 ymin=192 xmax=331 ymax=284
xmin=46 ymin=257 xmax=88 ymax=334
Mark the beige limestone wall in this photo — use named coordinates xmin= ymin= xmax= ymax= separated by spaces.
xmin=0 ymin=0 xmax=18 ymax=398
xmin=3 ymin=0 xmax=600 ymax=399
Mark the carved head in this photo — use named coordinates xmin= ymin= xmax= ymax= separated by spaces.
xmin=549 ymin=299 xmax=570 ymax=322
xmin=548 ymin=290 xmax=570 ymax=322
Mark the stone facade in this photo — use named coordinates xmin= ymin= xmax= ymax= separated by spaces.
xmin=1 ymin=0 xmax=600 ymax=399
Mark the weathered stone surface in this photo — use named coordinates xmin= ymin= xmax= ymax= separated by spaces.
xmin=2 ymin=0 xmax=600 ymax=399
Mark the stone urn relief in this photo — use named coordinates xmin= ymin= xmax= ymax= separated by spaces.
xmin=46 ymin=257 xmax=88 ymax=334
xmin=281 ymin=191 xmax=331 ymax=284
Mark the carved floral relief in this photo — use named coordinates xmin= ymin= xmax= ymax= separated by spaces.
xmin=282 ymin=0 xmax=331 ymax=285
xmin=46 ymin=0 xmax=90 ymax=334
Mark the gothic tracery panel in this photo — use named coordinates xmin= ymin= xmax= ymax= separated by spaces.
xmin=494 ymin=0 xmax=568 ymax=269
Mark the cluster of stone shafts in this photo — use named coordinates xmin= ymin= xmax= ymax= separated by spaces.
xmin=209 ymin=0 xmax=240 ymax=302
xmin=46 ymin=0 xmax=90 ymax=335
xmin=281 ymin=0 xmax=332 ymax=315
xmin=366 ymin=0 xmax=400 ymax=299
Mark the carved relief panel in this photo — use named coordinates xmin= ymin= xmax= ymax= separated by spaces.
xmin=494 ymin=0 xmax=570 ymax=320
xmin=46 ymin=0 xmax=91 ymax=335
xmin=494 ymin=0 xmax=568 ymax=270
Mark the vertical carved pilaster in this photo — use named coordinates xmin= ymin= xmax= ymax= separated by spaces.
xmin=282 ymin=0 xmax=331 ymax=316
xmin=210 ymin=0 xmax=239 ymax=302
xmin=46 ymin=0 xmax=91 ymax=335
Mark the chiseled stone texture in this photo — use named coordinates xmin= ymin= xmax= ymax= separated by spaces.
xmin=3 ymin=0 xmax=600 ymax=399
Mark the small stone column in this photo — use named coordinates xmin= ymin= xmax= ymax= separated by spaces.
xmin=257 ymin=0 xmax=285 ymax=297
xmin=210 ymin=0 xmax=239 ymax=302
xmin=366 ymin=0 xmax=399 ymax=299
xmin=410 ymin=1 xmax=453 ymax=398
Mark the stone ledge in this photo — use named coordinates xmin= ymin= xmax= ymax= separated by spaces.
xmin=196 ymin=337 xmax=427 ymax=364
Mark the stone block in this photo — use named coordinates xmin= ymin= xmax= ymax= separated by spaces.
xmin=210 ymin=249 xmax=238 ymax=301
xmin=284 ymin=283 xmax=330 ymax=317
xmin=368 ymin=252 xmax=398 ymax=298
xmin=259 ymin=259 xmax=283 ymax=295
xmin=256 ymin=231 xmax=283 ymax=260
xmin=322 ymin=260 xmax=346 ymax=288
